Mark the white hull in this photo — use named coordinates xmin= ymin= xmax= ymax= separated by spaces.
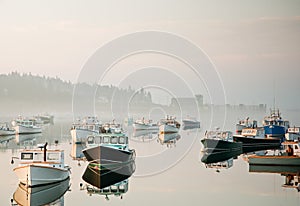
xmin=14 ymin=165 xmax=70 ymax=187
xmin=133 ymin=123 xmax=158 ymax=130
xmin=0 ymin=129 xmax=15 ymax=136
xmin=159 ymin=124 xmax=179 ymax=134
xmin=71 ymin=128 xmax=99 ymax=143
xmin=14 ymin=125 xmax=42 ymax=134
xmin=13 ymin=178 xmax=69 ymax=206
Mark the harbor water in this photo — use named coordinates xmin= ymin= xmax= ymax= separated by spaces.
xmin=1 ymin=109 xmax=300 ymax=206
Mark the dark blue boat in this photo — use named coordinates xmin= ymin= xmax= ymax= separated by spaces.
xmin=263 ymin=109 xmax=289 ymax=142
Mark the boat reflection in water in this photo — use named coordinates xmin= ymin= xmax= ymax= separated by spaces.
xmin=81 ymin=160 xmax=135 ymax=200
xmin=201 ymin=150 xmax=242 ymax=172
xmin=15 ymin=133 xmax=42 ymax=146
xmin=249 ymin=164 xmax=300 ymax=192
xmin=157 ymin=133 xmax=181 ymax=148
xmin=70 ymin=142 xmax=86 ymax=161
xmin=13 ymin=178 xmax=70 ymax=206
xmin=131 ymin=130 xmax=158 ymax=142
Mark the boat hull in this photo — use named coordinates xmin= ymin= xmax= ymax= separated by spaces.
xmin=13 ymin=165 xmax=70 ymax=187
xmin=82 ymin=145 xmax=135 ymax=164
xmin=13 ymin=178 xmax=70 ymax=206
xmin=233 ymin=135 xmax=281 ymax=153
xmin=159 ymin=124 xmax=179 ymax=134
xmin=264 ymin=125 xmax=286 ymax=138
xmin=201 ymin=139 xmax=242 ymax=153
xmin=71 ymin=128 xmax=99 ymax=143
xmin=249 ymin=156 xmax=300 ymax=166
xmin=14 ymin=125 xmax=42 ymax=134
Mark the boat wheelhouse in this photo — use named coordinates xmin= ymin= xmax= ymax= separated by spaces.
xmin=263 ymin=109 xmax=289 ymax=140
xmin=82 ymin=132 xmax=135 ymax=164
xmin=13 ymin=143 xmax=70 ymax=187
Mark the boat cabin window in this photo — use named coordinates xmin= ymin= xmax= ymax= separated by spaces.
xmin=119 ymin=136 xmax=126 ymax=144
xmin=87 ymin=136 xmax=95 ymax=144
xmin=295 ymin=145 xmax=299 ymax=150
xmin=48 ymin=153 xmax=59 ymax=161
xmin=119 ymin=185 xmax=125 ymax=192
xmin=103 ymin=136 xmax=110 ymax=144
xmin=21 ymin=152 xmax=33 ymax=160
xmin=111 ymin=185 xmax=118 ymax=192
xmin=111 ymin=136 xmax=118 ymax=144
xmin=94 ymin=136 xmax=102 ymax=144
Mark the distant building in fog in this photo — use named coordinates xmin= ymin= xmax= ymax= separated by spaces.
xmin=170 ymin=94 xmax=203 ymax=108
xmin=169 ymin=94 xmax=266 ymax=113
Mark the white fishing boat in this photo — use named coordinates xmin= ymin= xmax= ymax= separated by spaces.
xmin=236 ymin=117 xmax=257 ymax=134
xmin=285 ymin=127 xmax=300 ymax=141
xmin=71 ymin=116 xmax=101 ymax=143
xmin=132 ymin=118 xmax=159 ymax=130
xmin=159 ymin=116 xmax=180 ymax=134
xmin=34 ymin=113 xmax=54 ymax=124
xmin=12 ymin=118 xmax=42 ymax=134
xmin=0 ymin=122 xmax=15 ymax=136
xmin=13 ymin=143 xmax=70 ymax=187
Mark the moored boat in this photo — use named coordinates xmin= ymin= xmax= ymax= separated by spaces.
xmin=13 ymin=143 xmax=70 ymax=187
xmin=12 ymin=118 xmax=42 ymax=134
xmin=132 ymin=118 xmax=159 ymax=130
xmin=263 ymin=109 xmax=289 ymax=141
xmin=82 ymin=127 xmax=135 ymax=164
xmin=248 ymin=141 xmax=300 ymax=166
xmin=70 ymin=116 xmax=101 ymax=143
xmin=201 ymin=129 xmax=242 ymax=153
xmin=236 ymin=117 xmax=257 ymax=134
xmin=285 ymin=127 xmax=300 ymax=141
xmin=159 ymin=116 xmax=180 ymax=134
xmin=34 ymin=113 xmax=54 ymax=124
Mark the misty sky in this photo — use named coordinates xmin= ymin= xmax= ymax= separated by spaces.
xmin=0 ymin=0 xmax=300 ymax=108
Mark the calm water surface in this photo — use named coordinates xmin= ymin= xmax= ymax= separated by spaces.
xmin=1 ymin=110 xmax=300 ymax=206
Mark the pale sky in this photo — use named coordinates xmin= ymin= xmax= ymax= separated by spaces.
xmin=0 ymin=0 xmax=300 ymax=108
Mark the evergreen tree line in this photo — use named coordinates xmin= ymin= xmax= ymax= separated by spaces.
xmin=0 ymin=72 xmax=153 ymax=112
